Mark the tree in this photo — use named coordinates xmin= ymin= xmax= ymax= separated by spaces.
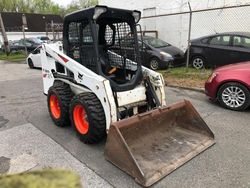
xmin=79 ymin=0 xmax=98 ymax=8
xmin=0 ymin=0 xmax=63 ymax=14
xmin=0 ymin=0 xmax=98 ymax=16
xmin=63 ymin=0 xmax=98 ymax=15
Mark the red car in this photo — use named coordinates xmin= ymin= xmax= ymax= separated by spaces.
xmin=205 ymin=62 xmax=250 ymax=111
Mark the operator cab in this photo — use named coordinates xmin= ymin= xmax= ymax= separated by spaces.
xmin=63 ymin=6 xmax=142 ymax=92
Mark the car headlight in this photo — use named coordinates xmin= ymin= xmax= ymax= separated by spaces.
xmin=207 ymin=72 xmax=217 ymax=83
xmin=160 ymin=51 xmax=172 ymax=58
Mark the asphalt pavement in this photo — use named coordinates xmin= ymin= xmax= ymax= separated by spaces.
xmin=0 ymin=61 xmax=250 ymax=188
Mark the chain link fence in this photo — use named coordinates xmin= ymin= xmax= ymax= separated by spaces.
xmin=140 ymin=4 xmax=250 ymax=69
xmin=0 ymin=23 xmax=62 ymax=42
xmin=4 ymin=26 xmax=22 ymax=32
xmin=191 ymin=5 xmax=250 ymax=40
xmin=45 ymin=22 xmax=63 ymax=40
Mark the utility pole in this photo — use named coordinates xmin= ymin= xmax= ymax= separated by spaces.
xmin=43 ymin=16 xmax=48 ymax=37
xmin=186 ymin=2 xmax=192 ymax=69
xmin=51 ymin=20 xmax=55 ymax=41
xmin=22 ymin=14 xmax=28 ymax=56
xmin=0 ymin=13 xmax=10 ymax=55
xmin=45 ymin=23 xmax=48 ymax=37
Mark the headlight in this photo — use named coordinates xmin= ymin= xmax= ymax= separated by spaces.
xmin=132 ymin=11 xmax=141 ymax=23
xmin=93 ymin=6 xmax=107 ymax=20
xmin=207 ymin=72 xmax=217 ymax=83
xmin=160 ymin=51 xmax=172 ymax=58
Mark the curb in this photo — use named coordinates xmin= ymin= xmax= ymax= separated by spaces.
xmin=166 ymin=84 xmax=205 ymax=93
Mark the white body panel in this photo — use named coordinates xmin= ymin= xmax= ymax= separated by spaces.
xmin=142 ymin=67 xmax=166 ymax=106
xmin=116 ymin=85 xmax=146 ymax=107
xmin=40 ymin=42 xmax=166 ymax=130
xmin=41 ymin=50 xmax=56 ymax=94
xmin=26 ymin=52 xmax=42 ymax=68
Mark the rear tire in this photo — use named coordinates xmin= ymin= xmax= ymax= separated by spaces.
xmin=28 ymin=58 xmax=34 ymax=69
xmin=192 ymin=56 xmax=205 ymax=69
xmin=217 ymin=82 xmax=250 ymax=111
xmin=47 ymin=81 xmax=73 ymax=127
xmin=70 ymin=93 xmax=106 ymax=144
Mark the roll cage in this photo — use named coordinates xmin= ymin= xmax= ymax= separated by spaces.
xmin=63 ymin=6 xmax=142 ymax=92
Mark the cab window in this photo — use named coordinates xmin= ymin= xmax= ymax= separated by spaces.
xmin=233 ymin=36 xmax=250 ymax=48
xmin=209 ymin=35 xmax=230 ymax=46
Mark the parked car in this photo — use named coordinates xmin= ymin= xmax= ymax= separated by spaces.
xmin=9 ymin=40 xmax=23 ymax=52
xmin=205 ymin=62 xmax=250 ymax=111
xmin=37 ymin=36 xmax=50 ymax=43
xmin=4 ymin=38 xmax=42 ymax=53
xmin=115 ymin=36 xmax=184 ymax=70
xmin=28 ymin=37 xmax=43 ymax=44
xmin=1 ymin=40 xmax=19 ymax=53
xmin=140 ymin=36 xmax=185 ymax=70
xmin=26 ymin=45 xmax=42 ymax=68
xmin=188 ymin=32 xmax=250 ymax=69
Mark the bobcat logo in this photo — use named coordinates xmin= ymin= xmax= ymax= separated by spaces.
xmin=78 ymin=73 xmax=83 ymax=80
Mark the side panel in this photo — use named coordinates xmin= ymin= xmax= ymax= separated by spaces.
xmin=41 ymin=45 xmax=56 ymax=94
xmin=40 ymin=43 xmax=117 ymax=130
xmin=142 ymin=66 xmax=166 ymax=106
xmin=116 ymin=86 xmax=147 ymax=107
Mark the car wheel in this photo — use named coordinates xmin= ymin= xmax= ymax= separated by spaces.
xmin=217 ymin=82 xmax=250 ymax=111
xmin=192 ymin=56 xmax=205 ymax=69
xmin=149 ymin=58 xmax=160 ymax=70
xmin=28 ymin=58 xmax=34 ymax=69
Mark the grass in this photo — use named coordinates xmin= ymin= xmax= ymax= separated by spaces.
xmin=0 ymin=52 xmax=26 ymax=62
xmin=159 ymin=67 xmax=212 ymax=88
xmin=0 ymin=169 xmax=82 ymax=188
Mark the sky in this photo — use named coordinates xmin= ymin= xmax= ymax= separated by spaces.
xmin=52 ymin=0 xmax=72 ymax=7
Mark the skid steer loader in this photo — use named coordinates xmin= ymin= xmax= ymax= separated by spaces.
xmin=40 ymin=6 xmax=215 ymax=187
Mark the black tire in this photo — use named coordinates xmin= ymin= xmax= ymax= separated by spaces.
xmin=149 ymin=57 xmax=160 ymax=70
xmin=70 ymin=93 xmax=106 ymax=144
xmin=191 ymin=56 xmax=205 ymax=69
xmin=28 ymin=58 xmax=34 ymax=69
xmin=47 ymin=81 xmax=73 ymax=127
xmin=217 ymin=82 xmax=250 ymax=111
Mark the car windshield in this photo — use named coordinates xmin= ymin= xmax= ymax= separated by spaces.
xmin=40 ymin=37 xmax=50 ymax=41
xmin=28 ymin=38 xmax=43 ymax=44
xmin=143 ymin=37 xmax=170 ymax=48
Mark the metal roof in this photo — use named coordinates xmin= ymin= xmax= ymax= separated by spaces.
xmin=0 ymin=12 xmax=63 ymax=32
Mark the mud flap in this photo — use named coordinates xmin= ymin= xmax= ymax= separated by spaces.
xmin=104 ymin=100 xmax=215 ymax=187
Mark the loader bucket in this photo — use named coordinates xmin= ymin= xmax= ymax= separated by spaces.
xmin=104 ymin=100 xmax=215 ymax=187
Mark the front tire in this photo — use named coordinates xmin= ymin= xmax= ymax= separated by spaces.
xmin=28 ymin=58 xmax=34 ymax=69
xmin=217 ymin=82 xmax=250 ymax=111
xmin=70 ymin=93 xmax=106 ymax=144
xmin=149 ymin=58 xmax=160 ymax=70
xmin=47 ymin=81 xmax=72 ymax=127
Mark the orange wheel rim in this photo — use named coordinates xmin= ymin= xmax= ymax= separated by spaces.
xmin=50 ymin=94 xmax=61 ymax=119
xmin=73 ymin=104 xmax=89 ymax=134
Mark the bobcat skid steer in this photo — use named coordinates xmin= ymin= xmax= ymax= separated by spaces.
xmin=40 ymin=6 xmax=215 ymax=187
